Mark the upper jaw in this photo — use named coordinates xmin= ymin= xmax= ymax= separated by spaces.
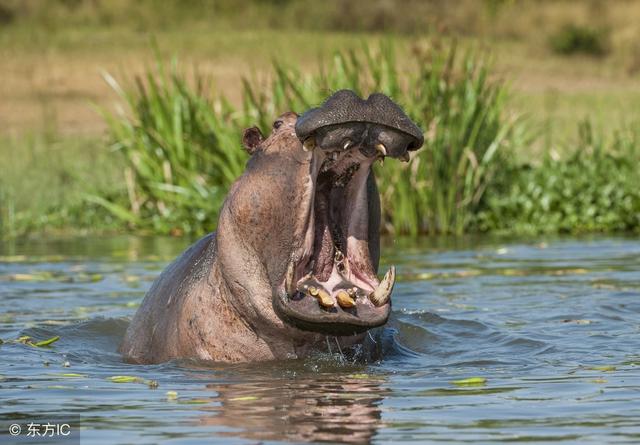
xmin=301 ymin=122 xmax=416 ymax=163
xmin=295 ymin=89 xmax=424 ymax=159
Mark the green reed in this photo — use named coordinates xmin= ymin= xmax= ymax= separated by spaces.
xmin=99 ymin=42 xmax=526 ymax=236
xmin=98 ymin=59 xmax=247 ymax=235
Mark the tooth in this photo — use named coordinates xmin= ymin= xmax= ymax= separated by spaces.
xmin=312 ymin=288 xmax=334 ymax=308
xmin=369 ymin=266 xmax=396 ymax=307
xmin=400 ymin=152 xmax=410 ymax=162
xmin=375 ymin=143 xmax=387 ymax=156
xmin=343 ymin=140 xmax=352 ymax=150
xmin=378 ymin=157 xmax=384 ymax=166
xmin=285 ymin=262 xmax=296 ymax=294
xmin=308 ymin=286 xmax=319 ymax=296
xmin=331 ymin=151 xmax=338 ymax=160
xmin=303 ymin=137 xmax=316 ymax=152
xmin=336 ymin=290 xmax=356 ymax=308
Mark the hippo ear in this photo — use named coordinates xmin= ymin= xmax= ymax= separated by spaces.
xmin=242 ymin=126 xmax=264 ymax=154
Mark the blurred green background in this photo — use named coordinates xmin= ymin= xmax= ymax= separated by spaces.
xmin=1 ymin=0 xmax=640 ymax=238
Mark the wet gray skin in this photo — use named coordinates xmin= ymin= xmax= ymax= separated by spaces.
xmin=119 ymin=90 xmax=423 ymax=363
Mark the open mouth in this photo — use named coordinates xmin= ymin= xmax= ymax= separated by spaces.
xmin=273 ymin=91 xmax=423 ymax=336
xmin=274 ymin=134 xmax=393 ymax=335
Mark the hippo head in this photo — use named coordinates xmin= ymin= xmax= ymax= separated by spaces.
xmin=216 ymin=90 xmax=423 ymax=338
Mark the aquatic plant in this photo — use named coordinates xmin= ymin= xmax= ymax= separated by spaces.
xmin=476 ymin=120 xmax=640 ymax=234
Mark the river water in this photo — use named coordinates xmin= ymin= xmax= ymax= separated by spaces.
xmin=1 ymin=235 xmax=639 ymax=444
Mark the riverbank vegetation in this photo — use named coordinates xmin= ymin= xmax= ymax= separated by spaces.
xmin=1 ymin=1 xmax=640 ymax=239
xmin=94 ymin=43 xmax=529 ymax=236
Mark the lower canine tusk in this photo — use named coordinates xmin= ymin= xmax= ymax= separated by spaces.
xmin=375 ymin=143 xmax=387 ymax=156
xmin=369 ymin=266 xmax=395 ymax=307
xmin=285 ymin=261 xmax=296 ymax=294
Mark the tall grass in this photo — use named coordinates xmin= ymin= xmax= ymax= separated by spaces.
xmin=100 ymin=42 xmax=525 ymax=236
xmin=376 ymin=44 xmax=529 ymax=235
xmin=97 ymin=60 xmax=247 ymax=235
xmin=0 ymin=186 xmax=16 ymax=240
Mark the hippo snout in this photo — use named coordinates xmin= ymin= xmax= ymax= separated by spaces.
xmin=295 ymin=90 xmax=424 ymax=160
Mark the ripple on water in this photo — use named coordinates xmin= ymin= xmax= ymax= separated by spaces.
xmin=1 ymin=235 xmax=640 ymax=444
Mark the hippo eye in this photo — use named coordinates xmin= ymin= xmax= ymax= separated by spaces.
xmin=273 ymin=120 xmax=284 ymax=130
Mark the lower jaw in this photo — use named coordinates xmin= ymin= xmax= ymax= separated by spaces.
xmin=272 ymin=289 xmax=391 ymax=336
xmin=274 ymin=261 xmax=392 ymax=335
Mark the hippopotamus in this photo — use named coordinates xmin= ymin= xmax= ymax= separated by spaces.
xmin=120 ymin=90 xmax=423 ymax=363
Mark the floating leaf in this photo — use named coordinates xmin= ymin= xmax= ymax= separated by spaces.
xmin=8 ymin=271 xmax=55 ymax=282
xmin=450 ymin=377 xmax=487 ymax=387
xmin=57 ymin=373 xmax=86 ymax=378
xmin=108 ymin=375 xmax=143 ymax=383
xmin=229 ymin=396 xmax=259 ymax=402
xmin=108 ymin=375 xmax=158 ymax=388
xmin=550 ymin=268 xmax=588 ymax=276
xmin=588 ymin=365 xmax=616 ymax=372
xmin=32 ymin=336 xmax=60 ymax=347
xmin=9 ymin=273 xmax=39 ymax=281
xmin=123 ymin=275 xmax=141 ymax=283
xmin=454 ymin=270 xmax=482 ymax=278
xmin=500 ymin=269 xmax=526 ymax=276
xmin=179 ymin=398 xmax=210 ymax=405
